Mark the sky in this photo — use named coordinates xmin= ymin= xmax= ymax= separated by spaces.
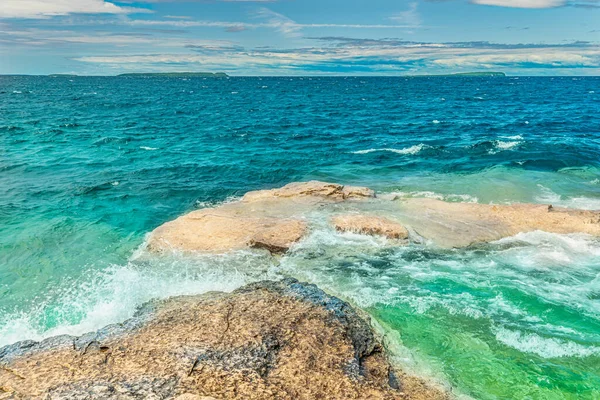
xmin=0 ymin=0 xmax=598 ymax=75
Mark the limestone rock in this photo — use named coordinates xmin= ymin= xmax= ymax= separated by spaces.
xmin=332 ymin=215 xmax=409 ymax=240
xmin=242 ymin=181 xmax=375 ymax=203
xmin=148 ymin=181 xmax=374 ymax=254
xmin=148 ymin=211 xmax=307 ymax=254
xmin=398 ymin=198 xmax=600 ymax=247
xmin=0 ymin=279 xmax=447 ymax=400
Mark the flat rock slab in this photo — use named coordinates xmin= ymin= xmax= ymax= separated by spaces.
xmin=148 ymin=181 xmax=374 ymax=254
xmin=149 ymin=210 xmax=307 ymax=254
xmin=332 ymin=214 xmax=409 ymax=240
xmin=148 ymin=181 xmax=600 ymax=253
xmin=0 ymin=279 xmax=447 ymax=400
xmin=242 ymin=181 xmax=375 ymax=203
xmin=398 ymin=198 xmax=600 ymax=248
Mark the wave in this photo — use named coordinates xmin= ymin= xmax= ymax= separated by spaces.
xmin=0 ymin=250 xmax=275 ymax=348
xmin=488 ymin=140 xmax=522 ymax=154
xmin=140 ymin=146 xmax=159 ymax=151
xmin=351 ymin=144 xmax=427 ymax=155
xmin=380 ymin=190 xmax=479 ymax=203
xmin=494 ymin=327 xmax=600 ymax=358
xmin=536 ymin=185 xmax=600 ymax=210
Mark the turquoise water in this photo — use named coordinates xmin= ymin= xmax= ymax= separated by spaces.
xmin=1 ymin=75 xmax=599 ymax=398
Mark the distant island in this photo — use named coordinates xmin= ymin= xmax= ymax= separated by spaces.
xmin=409 ymin=72 xmax=506 ymax=77
xmin=48 ymin=74 xmax=79 ymax=78
xmin=117 ymin=72 xmax=228 ymax=78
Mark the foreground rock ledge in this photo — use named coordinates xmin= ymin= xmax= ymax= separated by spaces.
xmin=0 ymin=279 xmax=447 ymax=400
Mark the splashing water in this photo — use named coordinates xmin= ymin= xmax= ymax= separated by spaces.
xmin=1 ymin=75 xmax=600 ymax=399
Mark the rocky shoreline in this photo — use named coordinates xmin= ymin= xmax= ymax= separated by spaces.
xmin=3 ymin=181 xmax=599 ymax=399
xmin=0 ymin=279 xmax=447 ymax=400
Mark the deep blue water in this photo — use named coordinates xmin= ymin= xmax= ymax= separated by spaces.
xmin=1 ymin=75 xmax=600 ymax=399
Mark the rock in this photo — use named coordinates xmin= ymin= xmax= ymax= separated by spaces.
xmin=332 ymin=215 xmax=409 ymax=240
xmin=248 ymin=220 xmax=308 ymax=253
xmin=242 ymin=181 xmax=375 ymax=203
xmin=148 ymin=181 xmax=600 ymax=253
xmin=148 ymin=210 xmax=307 ymax=254
xmin=175 ymin=395 xmax=218 ymax=400
xmin=0 ymin=279 xmax=447 ymax=400
xmin=398 ymin=198 xmax=600 ymax=247
xmin=148 ymin=181 xmax=374 ymax=254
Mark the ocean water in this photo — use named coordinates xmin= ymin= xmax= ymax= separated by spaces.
xmin=1 ymin=75 xmax=599 ymax=399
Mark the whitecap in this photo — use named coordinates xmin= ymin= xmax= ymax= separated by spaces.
xmin=351 ymin=144 xmax=427 ymax=155
xmin=495 ymin=140 xmax=520 ymax=150
xmin=488 ymin=140 xmax=521 ymax=154
xmin=140 ymin=146 xmax=159 ymax=151
xmin=432 ymin=120 xmax=441 ymax=124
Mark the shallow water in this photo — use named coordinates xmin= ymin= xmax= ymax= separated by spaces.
xmin=1 ymin=75 xmax=599 ymax=399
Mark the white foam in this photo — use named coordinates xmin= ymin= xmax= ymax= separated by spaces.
xmin=494 ymin=327 xmax=600 ymax=358
xmin=0 ymin=251 xmax=276 ymax=348
xmin=382 ymin=190 xmax=479 ymax=203
xmin=536 ymin=185 xmax=600 ymax=210
xmin=432 ymin=120 xmax=441 ymax=124
xmin=351 ymin=144 xmax=426 ymax=155
xmin=486 ymin=139 xmax=523 ymax=154
xmin=140 ymin=146 xmax=159 ymax=151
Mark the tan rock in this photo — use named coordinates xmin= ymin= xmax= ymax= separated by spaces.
xmin=0 ymin=279 xmax=448 ymax=400
xmin=242 ymin=180 xmax=375 ymax=202
xmin=148 ymin=181 xmax=374 ymax=254
xmin=332 ymin=215 xmax=409 ymax=240
xmin=398 ymin=198 xmax=600 ymax=247
xmin=248 ymin=220 xmax=307 ymax=253
xmin=148 ymin=210 xmax=307 ymax=254
xmin=175 ymin=395 xmax=218 ymax=400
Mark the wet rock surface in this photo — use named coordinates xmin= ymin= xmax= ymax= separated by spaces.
xmin=147 ymin=180 xmax=600 ymax=253
xmin=399 ymin=198 xmax=600 ymax=248
xmin=0 ymin=279 xmax=447 ymax=400
xmin=332 ymin=214 xmax=409 ymax=240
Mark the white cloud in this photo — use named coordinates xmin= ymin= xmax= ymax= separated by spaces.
xmin=254 ymin=8 xmax=302 ymax=37
xmin=0 ymin=0 xmax=149 ymax=19
xmin=471 ymin=0 xmax=565 ymax=8
xmin=390 ymin=2 xmax=422 ymax=27
xmin=71 ymin=41 xmax=600 ymax=75
xmin=432 ymin=51 xmax=598 ymax=67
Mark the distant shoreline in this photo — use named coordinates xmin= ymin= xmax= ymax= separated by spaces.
xmin=1 ymin=71 xmax=507 ymax=78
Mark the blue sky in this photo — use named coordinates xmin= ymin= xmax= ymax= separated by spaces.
xmin=0 ymin=0 xmax=598 ymax=75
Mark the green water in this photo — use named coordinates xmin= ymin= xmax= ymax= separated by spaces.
xmin=2 ymin=75 xmax=600 ymax=398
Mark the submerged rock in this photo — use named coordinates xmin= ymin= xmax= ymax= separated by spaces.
xmin=398 ymin=198 xmax=600 ymax=248
xmin=0 ymin=279 xmax=447 ymax=400
xmin=332 ymin=214 xmax=409 ymax=240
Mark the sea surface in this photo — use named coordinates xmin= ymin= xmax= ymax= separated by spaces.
xmin=1 ymin=75 xmax=599 ymax=399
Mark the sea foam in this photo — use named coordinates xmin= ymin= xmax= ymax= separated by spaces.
xmin=351 ymin=144 xmax=427 ymax=155
xmin=494 ymin=327 xmax=600 ymax=358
